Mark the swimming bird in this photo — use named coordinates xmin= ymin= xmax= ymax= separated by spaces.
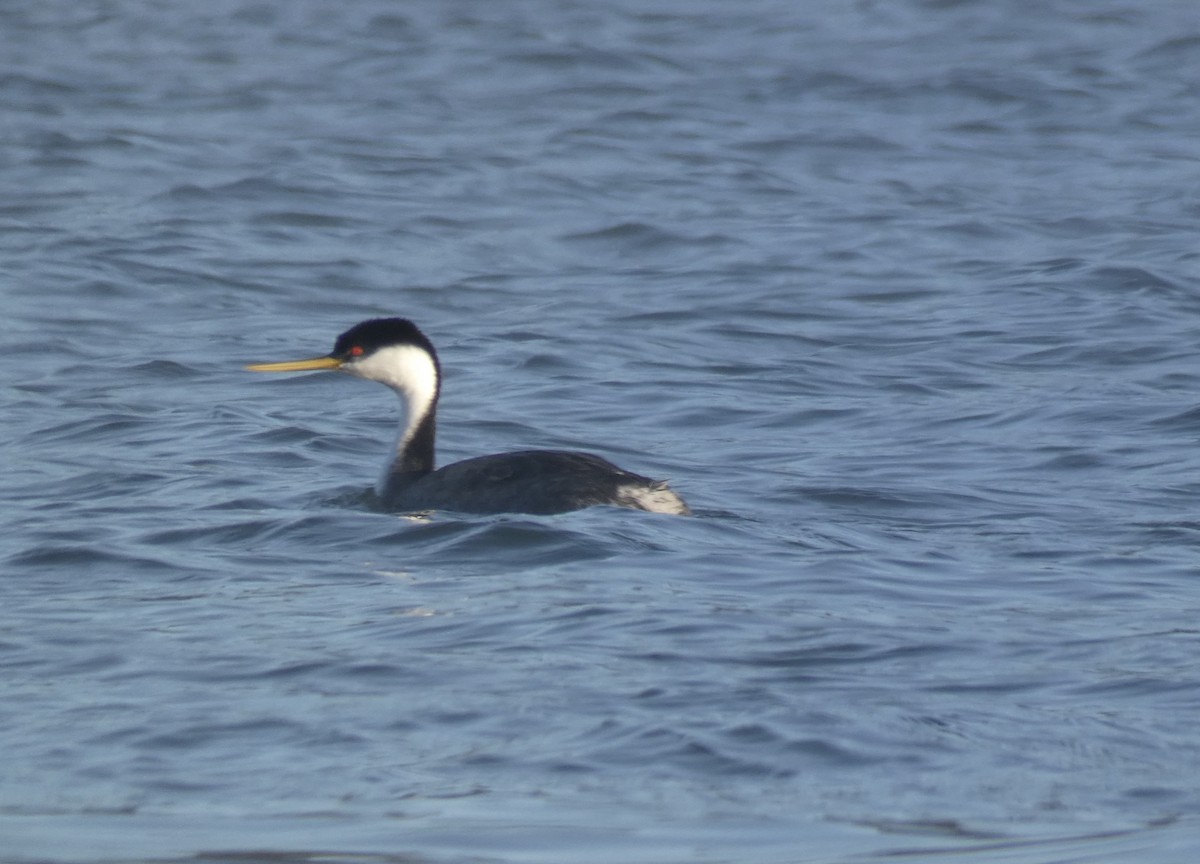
xmin=247 ymin=318 xmax=690 ymax=516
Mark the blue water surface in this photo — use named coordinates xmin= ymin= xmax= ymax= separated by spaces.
xmin=3 ymin=1 xmax=1200 ymax=862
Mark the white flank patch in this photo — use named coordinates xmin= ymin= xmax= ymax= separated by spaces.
xmin=618 ymin=482 xmax=691 ymax=516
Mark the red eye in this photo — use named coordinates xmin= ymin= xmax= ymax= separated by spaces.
xmin=349 ymin=346 xmax=364 ymax=357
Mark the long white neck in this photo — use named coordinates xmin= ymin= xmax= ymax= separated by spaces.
xmin=343 ymin=344 xmax=440 ymax=491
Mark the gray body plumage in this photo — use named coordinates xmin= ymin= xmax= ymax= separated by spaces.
xmin=382 ymin=449 xmax=690 ymax=516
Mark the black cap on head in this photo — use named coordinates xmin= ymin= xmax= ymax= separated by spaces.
xmin=332 ymin=318 xmax=439 ymax=366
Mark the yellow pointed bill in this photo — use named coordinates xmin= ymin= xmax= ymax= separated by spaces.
xmin=245 ymin=356 xmax=343 ymax=373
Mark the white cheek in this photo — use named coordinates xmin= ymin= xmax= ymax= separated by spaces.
xmin=349 ymin=345 xmax=438 ymax=417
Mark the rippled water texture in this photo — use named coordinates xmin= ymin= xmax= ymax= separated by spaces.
xmin=4 ymin=1 xmax=1200 ymax=862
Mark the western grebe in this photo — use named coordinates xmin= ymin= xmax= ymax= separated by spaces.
xmin=247 ymin=317 xmax=691 ymax=516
